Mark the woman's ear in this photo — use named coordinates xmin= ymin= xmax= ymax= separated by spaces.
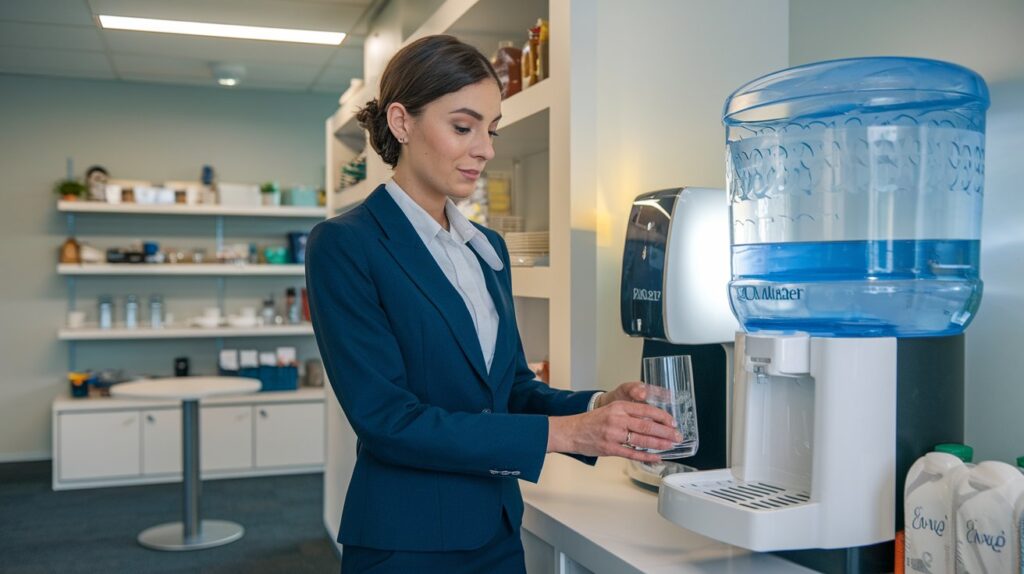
xmin=386 ymin=102 xmax=411 ymax=145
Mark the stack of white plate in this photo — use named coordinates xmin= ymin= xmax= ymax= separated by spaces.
xmin=505 ymin=231 xmax=549 ymax=266
xmin=490 ymin=215 xmax=525 ymax=236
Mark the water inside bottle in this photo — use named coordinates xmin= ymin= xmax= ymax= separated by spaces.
xmin=730 ymin=239 xmax=981 ymax=337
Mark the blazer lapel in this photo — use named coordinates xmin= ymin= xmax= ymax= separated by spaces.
xmin=470 ymin=239 xmax=514 ymax=388
xmin=364 ymin=188 xmax=490 ymax=385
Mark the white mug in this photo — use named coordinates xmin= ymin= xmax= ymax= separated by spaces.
xmin=239 ymin=306 xmax=257 ymax=318
xmin=67 ymin=310 xmax=87 ymax=329
xmin=203 ymin=307 xmax=221 ymax=319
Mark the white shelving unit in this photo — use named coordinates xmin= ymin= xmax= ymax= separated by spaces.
xmin=57 ymin=200 xmax=317 ymax=365
xmin=57 ymin=201 xmax=325 ymax=218
xmin=54 ymin=188 xmax=326 ymax=492
xmin=57 ymin=263 xmax=306 ymax=276
xmin=58 ymin=323 xmax=314 ymax=341
xmin=326 ymin=81 xmax=372 ymax=216
xmin=510 ymin=267 xmax=551 ymax=299
xmin=332 ymin=179 xmax=374 ymax=214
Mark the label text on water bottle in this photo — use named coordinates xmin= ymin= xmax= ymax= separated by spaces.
xmin=734 ymin=286 xmax=805 ymax=302
xmin=964 ymin=520 xmax=1006 ymax=553
xmin=910 ymin=506 xmax=946 ymax=537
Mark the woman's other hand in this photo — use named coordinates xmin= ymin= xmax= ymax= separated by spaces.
xmin=594 ymin=381 xmax=646 ymax=408
xmin=547 ymin=400 xmax=681 ymax=464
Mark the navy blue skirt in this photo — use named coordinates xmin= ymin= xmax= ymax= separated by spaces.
xmin=340 ymin=509 xmax=526 ymax=574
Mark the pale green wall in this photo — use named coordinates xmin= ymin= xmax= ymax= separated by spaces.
xmin=789 ymin=0 xmax=1024 ymax=465
xmin=0 ymin=74 xmax=337 ymax=460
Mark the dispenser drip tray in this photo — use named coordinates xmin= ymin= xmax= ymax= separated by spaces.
xmin=658 ymin=469 xmax=821 ymax=551
xmin=696 ymin=479 xmax=809 ymax=510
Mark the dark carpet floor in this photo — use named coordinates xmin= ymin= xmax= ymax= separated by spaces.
xmin=0 ymin=461 xmax=340 ymax=574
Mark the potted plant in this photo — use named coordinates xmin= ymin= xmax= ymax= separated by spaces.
xmin=260 ymin=181 xmax=281 ymax=207
xmin=54 ymin=179 xmax=88 ymax=201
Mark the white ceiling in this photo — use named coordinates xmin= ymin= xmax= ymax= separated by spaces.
xmin=0 ymin=0 xmax=380 ymax=94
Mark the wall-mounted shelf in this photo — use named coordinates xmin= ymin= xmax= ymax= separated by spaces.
xmin=499 ymin=79 xmax=551 ymax=131
xmin=57 ymin=264 xmax=306 ymax=276
xmin=57 ymin=201 xmax=326 ymax=218
xmin=58 ymin=323 xmax=314 ymax=341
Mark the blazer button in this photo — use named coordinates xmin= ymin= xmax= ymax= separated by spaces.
xmin=481 ymin=408 xmax=492 ymax=414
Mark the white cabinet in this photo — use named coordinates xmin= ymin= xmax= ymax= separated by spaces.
xmin=57 ymin=411 xmax=140 ymax=482
xmin=52 ymin=389 xmax=326 ymax=490
xmin=141 ymin=408 xmax=180 ymax=475
xmin=255 ymin=403 xmax=325 ymax=468
xmin=201 ymin=405 xmax=253 ymax=473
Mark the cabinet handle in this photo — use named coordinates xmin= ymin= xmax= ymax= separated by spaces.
xmin=259 ymin=409 xmax=268 ymax=418
xmin=146 ymin=414 xmax=155 ymax=423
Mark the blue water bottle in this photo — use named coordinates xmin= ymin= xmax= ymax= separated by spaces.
xmin=724 ymin=57 xmax=989 ymax=337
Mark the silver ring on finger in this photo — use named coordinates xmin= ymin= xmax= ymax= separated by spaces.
xmin=623 ymin=430 xmax=641 ymax=450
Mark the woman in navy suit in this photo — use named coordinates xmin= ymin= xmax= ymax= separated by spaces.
xmin=306 ymin=35 xmax=682 ymax=573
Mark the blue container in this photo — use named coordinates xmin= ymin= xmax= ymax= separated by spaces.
xmin=288 ymin=232 xmax=308 ymax=264
xmin=221 ymin=365 xmax=297 ymax=391
xmin=724 ymin=57 xmax=989 ymax=337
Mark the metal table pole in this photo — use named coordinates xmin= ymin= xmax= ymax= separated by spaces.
xmin=135 ymin=398 xmax=245 ymax=551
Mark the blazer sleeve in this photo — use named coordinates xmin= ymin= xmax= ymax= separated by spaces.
xmin=306 ymin=219 xmax=549 ymax=483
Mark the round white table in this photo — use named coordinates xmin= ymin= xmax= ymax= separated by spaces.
xmin=111 ymin=376 xmax=261 ymax=551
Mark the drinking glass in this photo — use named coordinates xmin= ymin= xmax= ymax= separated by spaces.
xmin=641 ymin=355 xmax=698 ymax=459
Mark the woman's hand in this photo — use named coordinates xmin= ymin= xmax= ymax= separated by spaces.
xmin=594 ymin=381 xmax=647 ymax=409
xmin=547 ymin=399 xmax=681 ymax=464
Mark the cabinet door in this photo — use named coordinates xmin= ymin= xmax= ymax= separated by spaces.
xmin=255 ymin=402 xmax=324 ymax=468
xmin=522 ymin=528 xmax=556 ymax=574
xmin=58 ymin=411 xmax=140 ymax=481
xmin=201 ymin=405 xmax=253 ymax=472
xmin=141 ymin=408 xmax=181 ymax=475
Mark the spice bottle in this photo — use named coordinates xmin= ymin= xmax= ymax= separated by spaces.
xmin=536 ymin=19 xmax=549 ymax=81
xmin=492 ymin=41 xmax=522 ymax=99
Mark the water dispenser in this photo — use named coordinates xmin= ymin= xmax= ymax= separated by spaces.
xmin=657 ymin=57 xmax=989 ymax=574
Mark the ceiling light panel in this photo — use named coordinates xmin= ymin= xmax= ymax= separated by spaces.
xmin=97 ymin=15 xmax=345 ymax=45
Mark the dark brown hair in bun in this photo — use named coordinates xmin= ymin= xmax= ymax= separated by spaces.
xmin=356 ymin=35 xmax=499 ymax=168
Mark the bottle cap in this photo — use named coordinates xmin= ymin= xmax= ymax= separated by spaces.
xmin=286 ymin=287 xmax=296 ymax=296
xmin=934 ymin=443 xmax=973 ymax=463
xmin=1017 ymin=455 xmax=1024 ymax=469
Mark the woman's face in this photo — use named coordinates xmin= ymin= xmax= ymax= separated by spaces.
xmin=397 ymin=79 xmax=501 ymax=200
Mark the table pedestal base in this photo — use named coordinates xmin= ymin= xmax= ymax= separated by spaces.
xmin=137 ymin=520 xmax=244 ymax=551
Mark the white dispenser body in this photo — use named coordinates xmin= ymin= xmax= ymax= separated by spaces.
xmin=659 ymin=332 xmax=897 ymax=551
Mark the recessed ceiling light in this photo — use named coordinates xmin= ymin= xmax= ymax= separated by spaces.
xmin=211 ymin=63 xmax=246 ymax=87
xmin=97 ymin=15 xmax=345 ymax=46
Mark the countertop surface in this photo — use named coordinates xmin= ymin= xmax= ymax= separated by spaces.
xmin=520 ymin=455 xmax=815 ymax=574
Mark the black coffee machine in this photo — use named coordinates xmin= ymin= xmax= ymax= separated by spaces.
xmin=619 ymin=187 xmax=736 ymax=486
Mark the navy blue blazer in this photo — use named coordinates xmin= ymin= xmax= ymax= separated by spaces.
xmin=306 ymin=185 xmax=599 ymax=552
